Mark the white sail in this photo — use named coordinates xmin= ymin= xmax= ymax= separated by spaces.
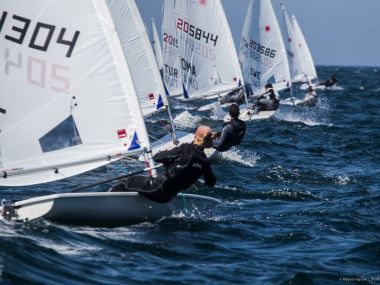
xmin=0 ymin=0 xmax=150 ymax=186
xmin=106 ymin=0 xmax=167 ymax=117
xmin=280 ymin=4 xmax=305 ymax=83
xmin=291 ymin=15 xmax=318 ymax=82
xmin=151 ymin=17 xmax=164 ymax=72
xmin=239 ymin=0 xmax=291 ymax=96
xmin=162 ymin=0 xmax=243 ymax=99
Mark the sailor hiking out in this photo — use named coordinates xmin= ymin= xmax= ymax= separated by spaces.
xmin=109 ymin=126 xmax=216 ymax=203
xmin=212 ymin=104 xmax=246 ymax=152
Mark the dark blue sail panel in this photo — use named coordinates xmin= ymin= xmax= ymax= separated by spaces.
xmin=128 ymin=131 xmax=140 ymax=151
xmin=39 ymin=115 xmax=82 ymax=153
xmin=156 ymin=94 xmax=164 ymax=110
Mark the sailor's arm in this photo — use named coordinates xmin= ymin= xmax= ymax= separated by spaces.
xmin=201 ymin=162 xmax=216 ymax=187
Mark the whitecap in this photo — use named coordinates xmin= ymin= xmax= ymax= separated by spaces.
xmin=323 ymin=171 xmax=355 ymax=186
xmin=38 ymin=241 xmax=99 ymax=256
xmin=334 ymin=175 xmax=353 ymax=186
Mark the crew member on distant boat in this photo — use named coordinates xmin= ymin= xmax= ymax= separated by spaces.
xmin=317 ymin=74 xmax=337 ymax=88
xmin=219 ymin=87 xmax=246 ymax=105
xmin=301 ymin=86 xmax=317 ymax=107
xmin=109 ymin=126 xmax=216 ymax=203
xmin=250 ymin=83 xmax=280 ymax=114
xmin=212 ymin=104 xmax=246 ymax=152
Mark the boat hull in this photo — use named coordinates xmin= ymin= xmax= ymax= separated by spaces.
xmin=224 ymin=108 xmax=277 ymax=122
xmin=5 ymin=192 xmax=220 ymax=227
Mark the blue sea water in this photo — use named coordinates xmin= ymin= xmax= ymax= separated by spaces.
xmin=1 ymin=66 xmax=380 ymax=285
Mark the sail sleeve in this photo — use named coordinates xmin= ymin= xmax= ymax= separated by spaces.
xmin=280 ymin=4 xmax=306 ymax=83
xmin=291 ymin=15 xmax=318 ymax=82
xmin=151 ymin=17 xmax=164 ymax=72
xmin=0 ymin=0 xmax=150 ymax=186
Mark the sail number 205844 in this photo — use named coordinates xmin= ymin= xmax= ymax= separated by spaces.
xmin=176 ymin=18 xmax=218 ymax=46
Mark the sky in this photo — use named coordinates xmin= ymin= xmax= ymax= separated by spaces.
xmin=136 ymin=0 xmax=380 ymax=67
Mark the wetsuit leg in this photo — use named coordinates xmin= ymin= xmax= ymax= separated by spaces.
xmin=108 ymin=181 xmax=127 ymax=192
xmin=124 ymin=175 xmax=173 ymax=203
xmin=108 ymin=175 xmax=162 ymax=193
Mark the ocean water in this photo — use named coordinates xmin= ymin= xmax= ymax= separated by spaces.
xmin=1 ymin=66 xmax=380 ymax=285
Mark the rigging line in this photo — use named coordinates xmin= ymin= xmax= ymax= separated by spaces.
xmin=70 ymin=164 xmax=163 ymax=193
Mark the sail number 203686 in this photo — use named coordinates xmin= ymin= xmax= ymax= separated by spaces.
xmin=250 ymin=40 xmax=276 ymax=58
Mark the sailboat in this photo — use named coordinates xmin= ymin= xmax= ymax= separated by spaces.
xmin=291 ymin=15 xmax=318 ymax=86
xmin=236 ymin=0 xmax=291 ymax=121
xmin=280 ymin=3 xmax=306 ymax=84
xmin=0 ymin=0 xmax=219 ymax=226
xmin=161 ymin=0 xmax=244 ymax=103
xmin=278 ymin=3 xmax=319 ymax=106
xmin=151 ymin=17 xmax=164 ymax=75
xmin=112 ymin=0 xmax=210 ymax=158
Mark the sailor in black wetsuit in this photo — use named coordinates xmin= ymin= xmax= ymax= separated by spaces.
xmin=317 ymin=74 xmax=337 ymax=88
xmin=219 ymin=87 xmax=246 ymax=105
xmin=252 ymin=83 xmax=280 ymax=114
xmin=212 ymin=104 xmax=246 ymax=152
xmin=109 ymin=126 xmax=216 ymax=203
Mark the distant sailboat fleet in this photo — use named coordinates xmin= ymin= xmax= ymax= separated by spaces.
xmin=0 ymin=0 xmax=338 ymax=226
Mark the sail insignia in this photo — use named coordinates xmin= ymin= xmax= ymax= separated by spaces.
xmin=128 ymin=132 xmax=140 ymax=151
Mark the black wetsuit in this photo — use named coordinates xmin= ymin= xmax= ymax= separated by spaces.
xmin=219 ymin=88 xmax=246 ymax=105
xmin=256 ymin=89 xmax=279 ymax=111
xmin=109 ymin=143 xmax=216 ymax=203
xmin=325 ymin=79 xmax=337 ymax=87
xmin=212 ymin=118 xmax=246 ymax=152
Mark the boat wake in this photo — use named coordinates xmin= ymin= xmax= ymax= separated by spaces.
xmin=173 ymin=110 xmax=201 ymax=129
xmin=276 ymin=110 xmax=322 ymax=126
xmin=218 ymin=148 xmax=259 ymax=167
xmin=211 ymin=184 xmax=324 ymax=202
xmin=300 ymin=82 xmax=344 ymax=91
xmin=280 ymin=98 xmax=303 ymax=106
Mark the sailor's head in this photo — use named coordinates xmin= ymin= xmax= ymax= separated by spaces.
xmin=307 ymin=86 xmax=314 ymax=92
xmin=229 ymin=103 xmax=240 ymax=119
xmin=265 ymin=83 xmax=273 ymax=91
xmin=194 ymin=125 xmax=213 ymax=147
xmin=331 ymin=74 xmax=337 ymax=82
xmin=265 ymin=83 xmax=273 ymax=89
